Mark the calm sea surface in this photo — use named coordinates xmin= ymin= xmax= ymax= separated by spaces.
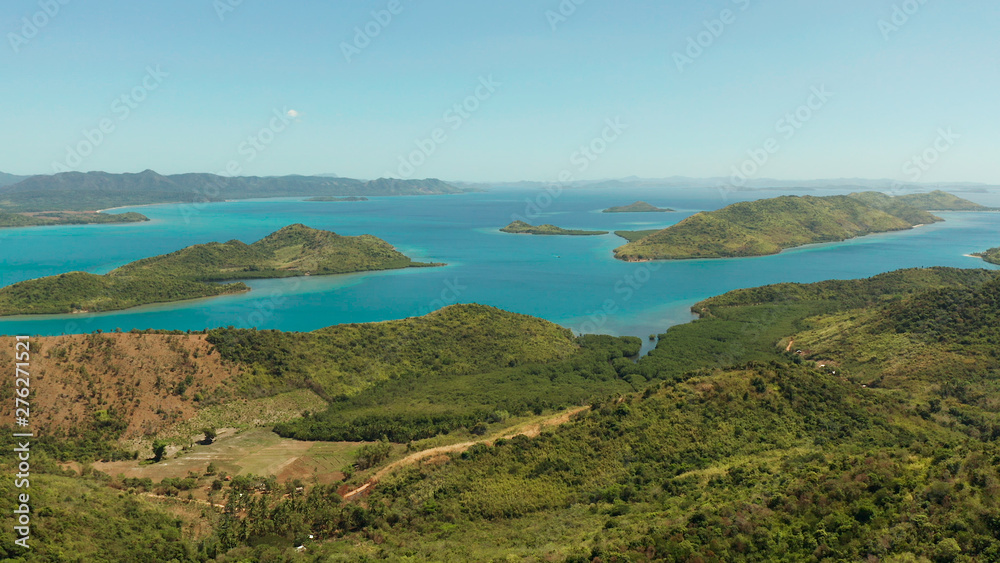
xmin=1 ymin=186 xmax=998 ymax=352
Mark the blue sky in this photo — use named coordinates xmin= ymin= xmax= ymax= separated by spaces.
xmin=2 ymin=0 xmax=998 ymax=183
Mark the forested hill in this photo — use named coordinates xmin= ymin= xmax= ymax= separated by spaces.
xmin=0 ymin=171 xmax=29 ymax=187
xmin=896 ymin=189 xmax=995 ymax=211
xmin=0 ymin=224 xmax=438 ymax=315
xmin=213 ymin=267 xmax=1000 ymax=560
xmin=0 ymin=170 xmax=466 ymax=212
xmin=613 ymin=192 xmax=942 ymax=261
xmin=5 ymin=267 xmax=1000 ymax=560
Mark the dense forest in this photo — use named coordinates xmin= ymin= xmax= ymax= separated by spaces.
xmin=3 ymin=267 xmax=1000 ymax=560
xmin=0 ymin=224 xmax=436 ymax=315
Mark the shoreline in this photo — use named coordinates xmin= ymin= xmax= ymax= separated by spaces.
xmin=97 ymin=202 xmax=183 ymax=213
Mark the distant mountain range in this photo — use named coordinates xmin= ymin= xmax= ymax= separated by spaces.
xmin=2 ymin=169 xmax=997 ymax=213
xmin=0 ymin=170 xmax=468 ymax=212
xmin=455 ymin=176 xmax=1000 ymax=193
xmin=0 ymin=172 xmax=30 ymax=187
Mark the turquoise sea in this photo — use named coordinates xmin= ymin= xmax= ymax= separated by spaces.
xmin=1 ymin=186 xmax=998 ymax=352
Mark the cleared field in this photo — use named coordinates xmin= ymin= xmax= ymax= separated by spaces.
xmin=94 ymin=428 xmax=361 ymax=486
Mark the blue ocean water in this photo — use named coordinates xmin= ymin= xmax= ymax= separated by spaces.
xmin=1 ymin=187 xmax=998 ymax=351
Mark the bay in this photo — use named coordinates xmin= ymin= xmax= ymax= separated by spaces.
xmin=1 ymin=186 xmax=998 ymax=354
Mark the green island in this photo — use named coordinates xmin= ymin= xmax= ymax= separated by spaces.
xmin=897 ymin=189 xmax=997 ymax=211
xmin=9 ymin=266 xmax=1000 ymax=561
xmin=500 ymin=220 xmax=608 ymax=236
xmin=0 ymin=224 xmax=439 ymax=315
xmin=305 ymin=196 xmax=368 ymax=202
xmin=603 ymin=200 xmax=675 ymax=213
xmin=0 ymin=210 xmax=148 ymax=228
xmin=972 ymin=246 xmax=1000 ymax=265
xmin=614 ymin=192 xmax=943 ymax=261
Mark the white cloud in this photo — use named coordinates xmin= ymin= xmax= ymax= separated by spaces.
xmin=286 ymin=109 xmax=301 ymax=119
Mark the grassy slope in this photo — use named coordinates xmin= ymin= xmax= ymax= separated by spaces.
xmin=614 ymin=229 xmax=661 ymax=242
xmin=613 ymin=194 xmax=940 ymax=261
xmin=0 ymin=469 xmax=206 ymax=562
xmin=897 ymin=190 xmax=994 ymax=211
xmin=0 ymin=224 xmax=433 ymax=315
xmin=500 ymin=220 xmax=608 ymax=236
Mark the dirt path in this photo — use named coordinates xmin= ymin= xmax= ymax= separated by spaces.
xmin=342 ymin=406 xmax=589 ymax=500
xmin=785 ymin=338 xmax=795 ymax=352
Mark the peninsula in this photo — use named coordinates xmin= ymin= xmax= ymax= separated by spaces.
xmin=603 ymin=201 xmax=675 ymax=213
xmin=613 ymin=192 xmax=942 ymax=261
xmin=896 ymin=190 xmax=996 ymax=211
xmin=500 ymin=220 xmax=608 ymax=236
xmin=972 ymin=247 xmax=1000 ymax=265
xmin=0 ymin=210 xmax=148 ymax=228
xmin=0 ymin=224 xmax=440 ymax=315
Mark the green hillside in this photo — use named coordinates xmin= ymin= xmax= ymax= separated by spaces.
xmin=198 ymin=267 xmax=1000 ymax=559
xmin=614 ymin=229 xmax=663 ymax=242
xmin=501 ymin=220 xmax=608 ymax=236
xmin=614 ymin=193 xmax=941 ymax=261
xmin=896 ymin=190 xmax=994 ymax=211
xmin=0 ymin=224 xmax=437 ymax=315
xmin=207 ymin=304 xmax=641 ymax=441
xmin=7 ymin=268 xmax=1000 ymax=561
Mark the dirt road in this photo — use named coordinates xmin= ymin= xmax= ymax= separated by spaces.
xmin=343 ymin=406 xmax=589 ymax=500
